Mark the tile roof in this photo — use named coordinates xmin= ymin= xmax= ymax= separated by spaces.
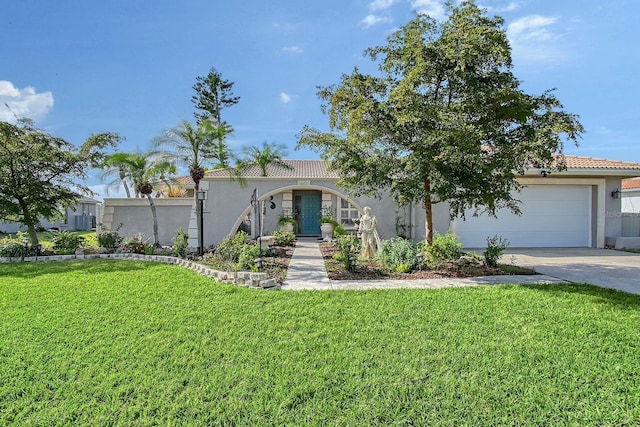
xmin=622 ymin=177 xmax=640 ymax=190
xmin=562 ymin=155 xmax=640 ymax=170
xmin=182 ymin=156 xmax=640 ymax=186
xmin=206 ymin=160 xmax=341 ymax=179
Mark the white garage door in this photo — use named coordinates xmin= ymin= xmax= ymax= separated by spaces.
xmin=453 ymin=185 xmax=592 ymax=248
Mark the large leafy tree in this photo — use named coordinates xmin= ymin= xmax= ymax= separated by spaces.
xmin=0 ymin=119 xmax=121 ymax=246
xmin=239 ymin=141 xmax=293 ymax=177
xmin=298 ymin=1 xmax=583 ymax=243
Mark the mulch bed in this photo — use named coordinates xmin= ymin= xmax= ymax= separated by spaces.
xmin=319 ymin=241 xmax=512 ymax=281
xmin=261 ymin=245 xmax=295 ymax=283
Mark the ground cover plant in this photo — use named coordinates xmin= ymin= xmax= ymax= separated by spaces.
xmin=1 ymin=259 xmax=638 ymax=425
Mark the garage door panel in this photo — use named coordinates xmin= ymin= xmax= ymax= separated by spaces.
xmin=454 ymin=185 xmax=591 ymax=248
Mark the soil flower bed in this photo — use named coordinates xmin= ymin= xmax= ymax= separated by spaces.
xmin=319 ymin=241 xmax=534 ymax=280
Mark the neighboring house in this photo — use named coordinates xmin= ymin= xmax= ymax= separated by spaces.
xmin=102 ymin=156 xmax=640 ymax=248
xmin=0 ymin=196 xmax=101 ymax=234
xmin=622 ymin=177 xmax=640 ymax=213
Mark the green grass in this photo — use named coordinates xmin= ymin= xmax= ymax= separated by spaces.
xmin=0 ymin=230 xmax=98 ymax=250
xmin=1 ymin=260 xmax=639 ymax=426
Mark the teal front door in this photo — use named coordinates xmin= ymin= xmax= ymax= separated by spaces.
xmin=300 ymin=194 xmax=321 ymax=235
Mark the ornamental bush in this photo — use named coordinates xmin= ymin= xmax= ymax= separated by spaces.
xmin=484 ymin=235 xmax=509 ymax=267
xmin=425 ymin=232 xmax=464 ymax=262
xmin=273 ymin=230 xmax=296 ymax=247
xmin=172 ymin=228 xmax=189 ymax=258
xmin=121 ymin=233 xmax=153 ymax=254
xmin=237 ymin=243 xmax=262 ymax=271
xmin=377 ymin=237 xmax=418 ymax=272
xmin=333 ymin=233 xmax=360 ymax=272
xmin=215 ymin=231 xmax=248 ymax=264
xmin=97 ymin=224 xmax=123 ymax=249
xmin=51 ymin=230 xmax=85 ymax=255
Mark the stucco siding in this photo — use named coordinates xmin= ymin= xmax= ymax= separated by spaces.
xmin=104 ymin=198 xmax=193 ymax=246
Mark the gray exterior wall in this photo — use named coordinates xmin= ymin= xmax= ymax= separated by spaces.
xmin=202 ymin=178 xmax=412 ymax=246
xmin=97 ymin=174 xmax=634 ymax=250
xmin=103 ymin=198 xmax=193 ymax=246
xmin=604 ymin=177 xmax=624 ymax=238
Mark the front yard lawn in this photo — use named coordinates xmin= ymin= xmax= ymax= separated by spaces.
xmin=1 ymin=260 xmax=638 ymax=425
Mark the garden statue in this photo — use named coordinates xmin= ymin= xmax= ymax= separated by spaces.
xmin=359 ymin=206 xmax=378 ymax=259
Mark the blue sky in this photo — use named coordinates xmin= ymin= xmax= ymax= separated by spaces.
xmin=2 ymin=0 xmax=639 ymax=199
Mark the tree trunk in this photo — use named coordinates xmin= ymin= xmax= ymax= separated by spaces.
xmin=19 ymin=198 xmax=39 ymax=246
xmin=423 ymin=180 xmax=433 ymax=245
xmin=123 ymin=181 xmax=131 ymax=198
xmin=119 ymin=169 xmax=131 ymax=198
xmin=145 ymin=194 xmax=160 ymax=247
xmin=194 ymin=179 xmax=201 ymax=254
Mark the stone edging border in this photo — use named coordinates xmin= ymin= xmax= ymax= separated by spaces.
xmin=0 ymin=253 xmax=281 ymax=290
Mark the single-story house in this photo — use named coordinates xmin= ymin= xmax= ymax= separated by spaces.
xmin=102 ymin=156 xmax=640 ymax=249
xmin=0 ymin=196 xmax=101 ymax=234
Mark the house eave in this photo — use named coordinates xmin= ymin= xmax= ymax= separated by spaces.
xmin=523 ymin=168 xmax=640 ymax=178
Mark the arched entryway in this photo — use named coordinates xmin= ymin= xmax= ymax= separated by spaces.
xmin=228 ymin=184 xmax=365 ymax=238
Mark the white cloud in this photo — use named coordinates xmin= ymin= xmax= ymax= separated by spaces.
xmin=499 ymin=2 xmax=519 ymax=12
xmin=0 ymin=80 xmax=54 ymax=123
xmin=508 ymin=15 xmax=558 ymax=40
xmin=411 ymin=0 xmax=445 ymax=20
xmin=480 ymin=1 xmax=519 ymax=13
xmin=360 ymin=14 xmax=392 ymax=28
xmin=282 ymin=45 xmax=303 ymax=54
xmin=507 ymin=15 xmax=565 ymax=62
xmin=368 ymin=0 xmax=397 ymax=12
xmin=280 ymin=92 xmax=292 ymax=104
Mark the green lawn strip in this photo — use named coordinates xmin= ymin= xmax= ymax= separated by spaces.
xmin=1 ymin=260 xmax=639 ymax=425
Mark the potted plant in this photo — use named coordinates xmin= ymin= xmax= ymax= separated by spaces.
xmin=318 ymin=206 xmax=337 ymax=240
xmin=278 ymin=212 xmax=297 ymax=233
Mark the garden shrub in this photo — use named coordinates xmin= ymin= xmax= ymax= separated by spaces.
xmin=273 ymin=230 xmax=295 ymax=247
xmin=333 ymin=233 xmax=360 ymax=272
xmin=425 ymin=232 xmax=464 ymax=262
xmin=484 ymin=235 xmax=509 ymax=267
xmin=121 ymin=233 xmax=153 ymax=254
xmin=0 ymin=236 xmax=27 ymax=257
xmin=51 ymin=230 xmax=85 ymax=254
xmin=215 ymin=231 xmax=248 ymax=264
xmin=377 ymin=237 xmax=418 ymax=272
xmin=333 ymin=223 xmax=347 ymax=238
xmin=97 ymin=224 xmax=123 ymax=249
xmin=236 ymin=243 xmax=262 ymax=271
xmin=172 ymin=228 xmax=189 ymax=258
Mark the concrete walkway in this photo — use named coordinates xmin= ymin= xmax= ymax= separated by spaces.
xmin=282 ymin=238 xmax=331 ymax=289
xmin=282 ymin=238 xmax=563 ymax=291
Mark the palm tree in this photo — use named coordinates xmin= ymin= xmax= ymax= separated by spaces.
xmin=239 ymin=141 xmax=293 ymax=177
xmin=154 ymin=119 xmax=247 ymax=252
xmin=101 ymin=151 xmax=175 ymax=246
xmin=153 ymin=119 xmax=236 ymax=192
xmin=100 ymin=152 xmax=135 ymax=197
xmin=126 ymin=152 xmax=176 ymax=247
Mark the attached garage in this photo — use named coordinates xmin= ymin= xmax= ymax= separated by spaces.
xmin=452 ymin=185 xmax=592 ymax=248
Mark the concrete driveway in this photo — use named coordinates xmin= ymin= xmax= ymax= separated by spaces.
xmin=505 ymin=248 xmax=640 ymax=295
